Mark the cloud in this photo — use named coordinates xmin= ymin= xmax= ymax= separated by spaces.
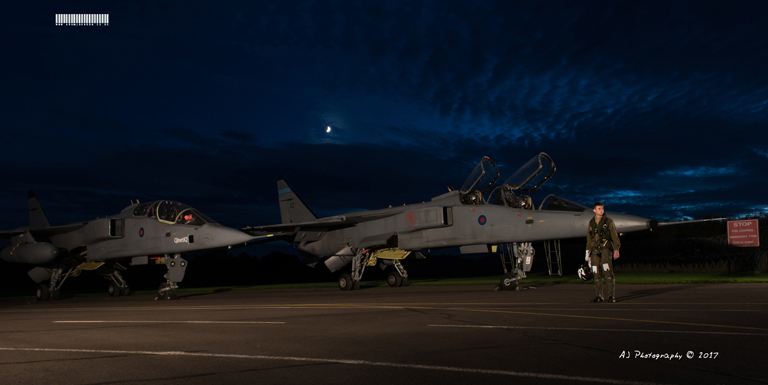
xmin=659 ymin=166 xmax=736 ymax=177
xmin=2 ymin=0 xmax=767 ymax=229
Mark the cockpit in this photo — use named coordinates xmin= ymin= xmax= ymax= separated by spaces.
xmin=458 ymin=156 xmax=499 ymax=205
xmin=132 ymin=201 xmax=218 ymax=225
xmin=458 ymin=153 xmax=558 ymax=210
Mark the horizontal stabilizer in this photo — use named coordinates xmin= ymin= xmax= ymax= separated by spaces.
xmin=302 ymin=255 xmax=322 ymax=268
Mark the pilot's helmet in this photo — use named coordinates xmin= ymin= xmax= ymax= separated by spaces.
xmin=578 ymin=261 xmax=594 ymax=281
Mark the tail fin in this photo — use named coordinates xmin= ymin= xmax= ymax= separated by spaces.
xmin=28 ymin=190 xmax=51 ymax=228
xmin=277 ymin=180 xmax=317 ymax=224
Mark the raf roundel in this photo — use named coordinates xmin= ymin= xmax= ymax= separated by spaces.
xmin=139 ymin=228 xmax=145 ymax=238
xmin=478 ymin=215 xmax=487 ymax=226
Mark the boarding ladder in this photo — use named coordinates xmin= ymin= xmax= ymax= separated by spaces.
xmin=544 ymin=239 xmax=562 ymax=276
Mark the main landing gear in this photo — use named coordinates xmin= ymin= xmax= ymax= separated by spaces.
xmin=155 ymin=254 xmax=187 ymax=300
xmin=496 ymin=242 xmax=534 ymax=291
xmin=100 ymin=263 xmax=131 ymax=297
xmin=386 ymin=260 xmax=408 ymax=287
xmin=34 ymin=261 xmax=132 ymax=301
xmin=337 ymin=251 xmax=409 ymax=291
xmin=35 ymin=266 xmax=75 ymax=301
xmin=31 ymin=255 xmax=188 ymax=301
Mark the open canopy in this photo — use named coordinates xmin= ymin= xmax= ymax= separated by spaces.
xmin=500 ymin=152 xmax=556 ymax=192
xmin=460 ymin=156 xmax=500 ymax=195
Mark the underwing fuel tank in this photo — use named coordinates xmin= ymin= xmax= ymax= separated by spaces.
xmin=1 ymin=242 xmax=59 ymax=264
xmin=324 ymin=246 xmax=355 ymax=273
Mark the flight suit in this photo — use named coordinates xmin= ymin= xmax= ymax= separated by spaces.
xmin=586 ymin=216 xmax=621 ymax=299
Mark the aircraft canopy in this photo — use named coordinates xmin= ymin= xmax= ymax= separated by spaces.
xmin=500 ymin=152 xmax=556 ymax=192
xmin=460 ymin=156 xmax=499 ymax=195
xmin=132 ymin=201 xmax=218 ymax=225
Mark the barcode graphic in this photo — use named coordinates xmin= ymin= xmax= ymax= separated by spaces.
xmin=55 ymin=14 xmax=109 ymax=26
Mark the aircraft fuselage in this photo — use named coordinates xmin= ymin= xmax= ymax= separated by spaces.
xmin=296 ymin=190 xmax=651 ymax=258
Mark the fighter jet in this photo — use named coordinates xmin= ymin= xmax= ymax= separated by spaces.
xmin=243 ymin=153 xmax=720 ymax=290
xmin=1 ymin=191 xmax=265 ymax=300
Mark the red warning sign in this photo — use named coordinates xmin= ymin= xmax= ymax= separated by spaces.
xmin=727 ymin=219 xmax=760 ymax=247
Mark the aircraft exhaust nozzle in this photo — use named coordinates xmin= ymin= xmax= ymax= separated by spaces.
xmin=1 ymin=242 xmax=59 ymax=264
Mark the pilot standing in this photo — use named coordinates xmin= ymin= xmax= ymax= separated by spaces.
xmin=586 ymin=202 xmax=621 ymax=303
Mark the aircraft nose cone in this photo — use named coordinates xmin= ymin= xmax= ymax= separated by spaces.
xmin=610 ymin=213 xmax=652 ymax=232
xmin=207 ymin=225 xmax=259 ymax=248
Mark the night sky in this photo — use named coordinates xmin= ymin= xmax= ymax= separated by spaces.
xmin=3 ymin=1 xmax=767 ymax=234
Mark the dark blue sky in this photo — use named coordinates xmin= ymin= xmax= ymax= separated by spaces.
xmin=3 ymin=0 xmax=767 ymax=231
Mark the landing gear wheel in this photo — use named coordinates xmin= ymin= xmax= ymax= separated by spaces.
xmin=352 ymin=281 xmax=361 ymax=290
xmin=50 ymin=290 xmax=61 ymax=300
xmin=108 ymin=282 xmax=121 ymax=297
xmin=157 ymin=283 xmax=175 ymax=300
xmin=400 ymin=277 xmax=408 ymax=287
xmin=120 ymin=286 xmax=131 ymax=296
xmin=338 ymin=274 xmax=353 ymax=291
xmin=499 ymin=272 xmax=519 ymax=291
xmin=387 ymin=272 xmax=402 ymax=287
xmin=36 ymin=284 xmax=50 ymax=301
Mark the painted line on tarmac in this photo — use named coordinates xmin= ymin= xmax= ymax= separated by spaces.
xmin=8 ymin=302 xmax=767 ymax=332
xmin=12 ymin=303 xmax=768 ymax=332
xmin=429 ymin=324 xmax=768 ymax=336
xmin=53 ymin=321 xmax=284 ymax=324
xmin=0 ymin=347 xmax=669 ymax=385
xmin=5 ymin=302 xmax=767 ymax=313
xmin=403 ymin=305 xmax=768 ymax=333
xmin=475 ymin=308 xmax=767 ymax=312
xmin=1 ymin=305 xmax=408 ymax=312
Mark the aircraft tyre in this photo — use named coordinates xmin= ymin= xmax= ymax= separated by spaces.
xmin=51 ymin=290 xmax=61 ymax=300
xmin=499 ymin=273 xmax=519 ymax=291
xmin=400 ymin=277 xmax=408 ymax=287
xmin=121 ymin=286 xmax=131 ymax=296
xmin=352 ymin=280 xmax=361 ymax=290
xmin=108 ymin=283 xmax=121 ymax=297
xmin=338 ymin=274 xmax=353 ymax=291
xmin=36 ymin=284 xmax=50 ymax=301
xmin=387 ymin=272 xmax=402 ymax=287
xmin=157 ymin=283 xmax=176 ymax=300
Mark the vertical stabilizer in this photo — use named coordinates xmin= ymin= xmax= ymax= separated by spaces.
xmin=28 ymin=190 xmax=51 ymax=228
xmin=277 ymin=180 xmax=317 ymax=224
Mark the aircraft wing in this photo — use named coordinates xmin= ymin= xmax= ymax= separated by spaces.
xmin=30 ymin=222 xmax=89 ymax=237
xmin=653 ymin=217 xmax=728 ymax=228
xmin=1 ymin=223 xmax=89 ymax=240
xmin=242 ymin=211 xmax=401 ymax=234
xmin=0 ymin=230 xmax=26 ymax=240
